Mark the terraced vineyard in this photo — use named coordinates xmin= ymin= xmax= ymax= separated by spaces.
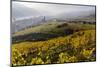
xmin=12 ymin=22 xmax=96 ymax=66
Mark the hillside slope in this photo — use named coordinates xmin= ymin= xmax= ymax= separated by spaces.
xmin=13 ymin=22 xmax=95 ymax=36
xmin=12 ymin=22 xmax=95 ymax=43
xmin=12 ymin=30 xmax=96 ymax=66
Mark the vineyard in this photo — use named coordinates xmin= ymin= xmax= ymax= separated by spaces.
xmin=11 ymin=2 xmax=96 ymax=67
xmin=12 ymin=29 xmax=96 ymax=66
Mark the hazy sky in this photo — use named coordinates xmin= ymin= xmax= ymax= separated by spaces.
xmin=12 ymin=1 xmax=95 ymax=18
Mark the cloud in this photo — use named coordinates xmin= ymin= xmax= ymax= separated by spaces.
xmin=12 ymin=1 xmax=95 ymax=17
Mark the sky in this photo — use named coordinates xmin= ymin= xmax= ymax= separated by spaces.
xmin=12 ymin=1 xmax=95 ymax=18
